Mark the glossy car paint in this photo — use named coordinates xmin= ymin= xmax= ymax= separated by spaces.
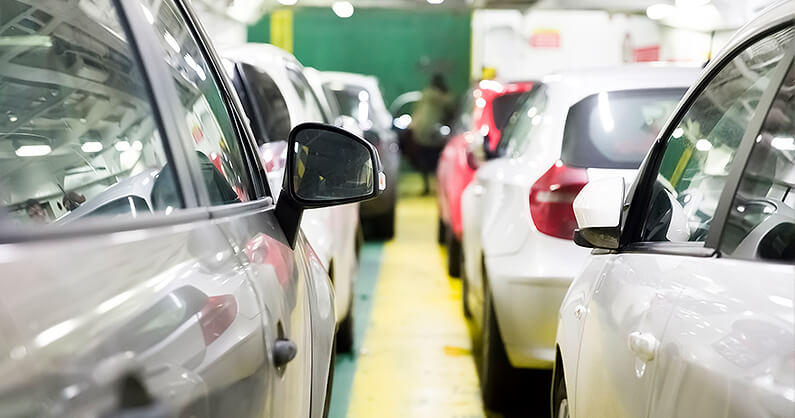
xmin=320 ymin=71 xmax=400 ymax=221
xmin=0 ymin=2 xmax=339 ymax=417
xmin=437 ymin=81 xmax=534 ymax=240
xmin=461 ymin=66 xmax=698 ymax=369
xmin=556 ymin=3 xmax=795 ymax=417
xmin=223 ymin=44 xmax=360 ymax=327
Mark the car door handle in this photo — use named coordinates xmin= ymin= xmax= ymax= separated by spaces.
xmin=273 ymin=338 xmax=298 ymax=367
xmin=628 ymin=331 xmax=658 ymax=362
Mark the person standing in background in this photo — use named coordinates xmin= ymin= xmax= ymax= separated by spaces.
xmin=410 ymin=73 xmax=454 ymax=195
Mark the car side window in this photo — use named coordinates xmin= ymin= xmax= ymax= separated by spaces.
xmin=641 ymin=27 xmax=793 ymax=243
xmin=144 ymin=0 xmax=255 ymax=205
xmin=287 ymin=67 xmax=326 ymax=123
xmin=238 ymin=63 xmax=292 ymax=144
xmin=720 ymin=60 xmax=794 ymax=261
xmin=497 ymin=85 xmax=547 ymax=158
xmin=0 ymin=0 xmax=182 ymax=227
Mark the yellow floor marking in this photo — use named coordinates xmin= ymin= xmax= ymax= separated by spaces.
xmin=346 ymin=194 xmax=485 ymax=418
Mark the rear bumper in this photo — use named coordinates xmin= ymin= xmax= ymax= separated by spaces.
xmin=485 ymin=232 xmax=589 ymax=369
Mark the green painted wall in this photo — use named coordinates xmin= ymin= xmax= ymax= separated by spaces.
xmin=248 ymin=8 xmax=471 ymax=106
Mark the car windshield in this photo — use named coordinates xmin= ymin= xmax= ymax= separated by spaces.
xmin=561 ymin=88 xmax=687 ymax=169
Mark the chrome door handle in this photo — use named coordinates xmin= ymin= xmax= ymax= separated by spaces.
xmin=628 ymin=331 xmax=658 ymax=361
xmin=273 ymin=338 xmax=298 ymax=367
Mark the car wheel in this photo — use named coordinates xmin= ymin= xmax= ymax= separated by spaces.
xmin=336 ymin=294 xmax=355 ymax=354
xmin=461 ymin=252 xmax=472 ymax=319
xmin=446 ymin=229 xmax=462 ymax=278
xmin=437 ymin=217 xmax=446 ymax=244
xmin=480 ymin=282 xmax=520 ymax=411
xmin=553 ymin=363 xmax=569 ymax=418
xmin=372 ymin=208 xmax=395 ymax=240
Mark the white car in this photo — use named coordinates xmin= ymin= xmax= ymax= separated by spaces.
xmin=321 ymin=71 xmax=401 ymax=239
xmin=223 ymin=44 xmax=362 ymax=352
xmin=460 ymin=64 xmax=698 ymax=411
xmin=555 ymin=4 xmax=794 ymax=418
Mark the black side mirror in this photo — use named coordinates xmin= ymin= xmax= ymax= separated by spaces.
xmin=276 ymin=123 xmax=385 ymax=247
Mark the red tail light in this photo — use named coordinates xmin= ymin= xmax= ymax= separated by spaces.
xmin=198 ymin=294 xmax=237 ymax=345
xmin=529 ymin=161 xmax=588 ymax=240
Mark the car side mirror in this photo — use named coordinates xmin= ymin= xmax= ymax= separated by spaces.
xmin=572 ymin=177 xmax=625 ymax=249
xmin=275 ymin=122 xmax=385 ymax=247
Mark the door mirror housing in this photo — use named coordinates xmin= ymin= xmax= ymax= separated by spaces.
xmin=276 ymin=122 xmax=384 ymax=247
xmin=572 ymin=177 xmax=625 ymax=249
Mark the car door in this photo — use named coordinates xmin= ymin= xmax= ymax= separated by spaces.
xmin=139 ymin=1 xmax=317 ymax=417
xmin=573 ymin=23 xmax=793 ymax=418
xmin=647 ymin=31 xmax=794 ymax=418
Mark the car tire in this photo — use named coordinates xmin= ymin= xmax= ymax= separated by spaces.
xmin=336 ymin=295 xmax=355 ymax=354
xmin=446 ymin=229 xmax=462 ymax=278
xmin=438 ymin=218 xmax=446 ymax=244
xmin=372 ymin=208 xmax=395 ymax=240
xmin=553 ymin=362 xmax=569 ymax=418
xmin=461 ymin=253 xmax=472 ymax=319
xmin=480 ymin=282 xmax=520 ymax=411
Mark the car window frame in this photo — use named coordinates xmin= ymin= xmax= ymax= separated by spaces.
xmin=164 ymin=0 xmax=273 ymax=207
xmin=620 ymin=21 xmax=795 ymax=257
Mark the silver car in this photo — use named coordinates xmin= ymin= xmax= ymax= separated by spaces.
xmin=0 ymin=1 xmax=382 ymax=417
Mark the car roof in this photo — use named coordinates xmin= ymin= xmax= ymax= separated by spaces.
xmin=321 ymin=71 xmax=380 ymax=92
xmin=542 ymin=64 xmax=701 ymax=107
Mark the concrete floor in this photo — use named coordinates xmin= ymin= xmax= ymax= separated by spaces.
xmin=328 ymin=175 xmax=486 ymax=418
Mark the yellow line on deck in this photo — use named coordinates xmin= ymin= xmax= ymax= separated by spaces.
xmin=347 ymin=194 xmax=484 ymax=418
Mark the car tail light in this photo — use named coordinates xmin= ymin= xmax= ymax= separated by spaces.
xmin=198 ymin=294 xmax=237 ymax=345
xmin=529 ymin=161 xmax=588 ymax=240
xmin=259 ymin=140 xmax=288 ymax=173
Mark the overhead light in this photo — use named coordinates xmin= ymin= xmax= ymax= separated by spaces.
xmin=597 ymin=91 xmax=614 ymax=133
xmin=427 ymin=0 xmax=444 ymax=4
xmin=695 ymin=139 xmax=712 ymax=152
xmin=15 ymin=144 xmax=51 ymax=157
xmin=115 ymin=141 xmax=131 ymax=152
xmin=771 ymin=137 xmax=795 ymax=151
xmin=81 ymin=141 xmax=103 ymax=153
xmin=164 ymin=32 xmax=181 ymax=53
xmin=278 ymin=0 xmax=298 ymax=4
xmin=132 ymin=140 xmax=143 ymax=151
xmin=332 ymin=1 xmax=354 ymax=18
xmin=7 ymin=112 xmax=17 ymax=122
xmin=646 ymin=3 xmax=676 ymax=20
xmin=140 ymin=4 xmax=155 ymax=24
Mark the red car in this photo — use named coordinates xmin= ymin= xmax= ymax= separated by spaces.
xmin=437 ymin=80 xmax=534 ymax=277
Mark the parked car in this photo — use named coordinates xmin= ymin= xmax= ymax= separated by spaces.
xmin=460 ymin=65 xmax=698 ymax=411
xmin=0 ymin=2 xmax=382 ymax=418
xmin=388 ymin=90 xmax=422 ymax=153
xmin=222 ymin=44 xmax=362 ymax=353
xmin=555 ymin=4 xmax=794 ymax=418
xmin=437 ymin=80 xmax=534 ymax=276
xmin=321 ymin=72 xmax=401 ymax=239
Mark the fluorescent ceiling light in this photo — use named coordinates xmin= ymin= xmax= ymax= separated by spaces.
xmin=332 ymin=1 xmax=354 ymax=18
xmin=141 ymin=4 xmax=155 ymax=24
xmin=646 ymin=4 xmax=676 ymax=20
xmin=696 ymin=139 xmax=712 ymax=152
xmin=16 ymin=144 xmax=52 ymax=157
xmin=278 ymin=0 xmax=298 ymax=5
xmin=115 ymin=141 xmax=131 ymax=152
xmin=164 ymin=32 xmax=181 ymax=53
xmin=427 ymin=0 xmax=444 ymax=4
xmin=81 ymin=141 xmax=103 ymax=153
xmin=598 ymin=91 xmax=614 ymax=133
xmin=771 ymin=137 xmax=795 ymax=151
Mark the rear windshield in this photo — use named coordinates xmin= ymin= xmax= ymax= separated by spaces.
xmin=491 ymin=92 xmax=527 ymax=131
xmin=561 ymin=88 xmax=686 ymax=169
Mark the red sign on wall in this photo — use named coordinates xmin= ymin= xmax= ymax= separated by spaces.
xmin=530 ymin=29 xmax=561 ymax=49
xmin=634 ymin=45 xmax=661 ymax=62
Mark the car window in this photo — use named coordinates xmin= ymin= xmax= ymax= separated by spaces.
xmin=491 ymin=91 xmax=527 ymax=132
xmin=497 ymin=85 xmax=548 ymax=158
xmin=0 ymin=0 xmax=182 ymax=227
xmin=453 ymin=89 xmax=475 ymax=135
xmin=642 ymin=27 xmax=793 ymax=243
xmin=287 ymin=67 xmax=325 ymax=122
xmin=144 ymin=0 xmax=254 ymax=205
xmin=87 ymin=196 xmax=151 ymax=218
xmin=561 ymin=88 xmax=686 ymax=169
xmin=720 ymin=60 xmax=794 ymax=261
xmin=331 ymin=86 xmax=376 ymax=129
xmin=237 ymin=63 xmax=292 ymax=144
